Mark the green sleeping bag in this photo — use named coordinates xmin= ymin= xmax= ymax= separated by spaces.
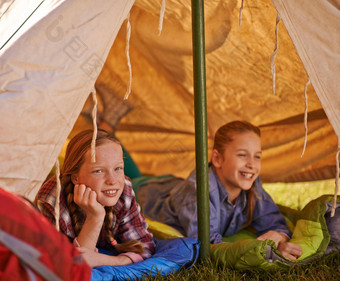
xmin=145 ymin=195 xmax=340 ymax=270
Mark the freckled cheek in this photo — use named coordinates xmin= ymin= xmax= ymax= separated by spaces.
xmin=120 ymin=179 xmax=125 ymax=188
xmin=117 ymin=176 xmax=125 ymax=187
xmin=78 ymin=175 xmax=97 ymax=186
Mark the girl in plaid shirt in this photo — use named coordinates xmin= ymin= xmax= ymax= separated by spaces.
xmin=35 ymin=129 xmax=155 ymax=267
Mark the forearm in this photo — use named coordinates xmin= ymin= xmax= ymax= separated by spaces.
xmin=78 ymin=248 xmax=133 ymax=268
xmin=97 ymin=254 xmax=132 ymax=267
xmin=257 ymin=230 xmax=288 ymax=246
xmin=276 ymin=231 xmax=289 ymax=243
xmin=73 ymin=184 xmax=106 ymax=250
xmin=77 ymin=216 xmax=104 ymax=250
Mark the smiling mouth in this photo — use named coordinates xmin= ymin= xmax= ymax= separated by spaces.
xmin=240 ymin=172 xmax=254 ymax=179
xmin=103 ymin=189 xmax=118 ymax=197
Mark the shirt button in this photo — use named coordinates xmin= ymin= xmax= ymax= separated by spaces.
xmin=232 ymin=221 xmax=235 ymax=225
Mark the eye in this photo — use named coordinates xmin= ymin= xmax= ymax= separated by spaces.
xmin=255 ymin=155 xmax=261 ymax=160
xmin=93 ymin=169 xmax=103 ymax=174
xmin=237 ymin=153 xmax=246 ymax=157
xmin=115 ymin=166 xmax=123 ymax=171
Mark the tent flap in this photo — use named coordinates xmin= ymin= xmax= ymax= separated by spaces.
xmin=0 ymin=0 xmax=339 ymax=199
xmin=0 ymin=0 xmax=134 ymax=200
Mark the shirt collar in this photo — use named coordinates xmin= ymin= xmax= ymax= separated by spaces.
xmin=236 ymin=190 xmax=247 ymax=210
xmin=211 ymin=165 xmax=248 ymax=209
xmin=211 ymin=165 xmax=229 ymax=203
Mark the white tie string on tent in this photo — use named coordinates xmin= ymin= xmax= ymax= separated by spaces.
xmin=125 ymin=1 xmax=166 ymax=100
xmin=270 ymin=12 xmax=311 ymax=160
xmin=54 ymin=159 xmax=61 ymax=232
xmin=300 ymin=78 xmax=310 ymax=158
xmin=332 ymin=140 xmax=340 ymax=217
xmin=90 ymin=5 xmax=166 ymax=162
xmin=53 ymin=89 xmax=98 ymax=231
xmin=124 ymin=13 xmax=132 ymax=100
xmin=270 ymin=13 xmax=281 ymax=96
xmin=239 ymin=0 xmax=244 ymax=26
xmin=88 ymin=5 xmax=167 ymax=166
xmin=158 ymin=0 xmax=166 ymax=35
xmin=270 ymin=7 xmax=338 ymax=214
xmin=91 ymin=89 xmax=98 ymax=163
xmin=91 ymin=12 xmax=133 ymax=161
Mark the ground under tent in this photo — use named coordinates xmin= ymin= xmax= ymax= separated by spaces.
xmin=0 ymin=0 xmax=339 ymax=280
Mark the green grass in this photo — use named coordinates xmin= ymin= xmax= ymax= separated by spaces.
xmin=140 ymin=179 xmax=339 ymax=280
xmin=140 ymin=250 xmax=340 ymax=280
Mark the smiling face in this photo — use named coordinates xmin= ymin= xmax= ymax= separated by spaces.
xmin=212 ymin=131 xmax=261 ymax=203
xmin=72 ymin=141 xmax=125 ymax=207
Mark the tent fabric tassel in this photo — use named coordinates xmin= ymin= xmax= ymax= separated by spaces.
xmin=300 ymin=78 xmax=310 ymax=158
xmin=54 ymin=159 xmax=61 ymax=232
xmin=239 ymin=0 xmax=244 ymax=26
xmin=332 ymin=139 xmax=340 ymax=217
xmin=124 ymin=14 xmax=132 ymax=100
xmin=270 ymin=13 xmax=281 ymax=95
xmin=158 ymin=0 xmax=166 ymax=35
xmin=91 ymin=90 xmax=98 ymax=163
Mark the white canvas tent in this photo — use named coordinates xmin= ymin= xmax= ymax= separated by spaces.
xmin=0 ymin=0 xmax=339 ymax=201
xmin=0 ymin=0 xmax=134 ymax=199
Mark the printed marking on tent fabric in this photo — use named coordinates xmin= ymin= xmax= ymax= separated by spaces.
xmin=45 ymin=15 xmax=103 ymax=79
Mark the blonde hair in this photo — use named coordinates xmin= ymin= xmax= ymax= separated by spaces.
xmin=213 ymin=121 xmax=261 ymax=226
xmin=61 ymin=129 xmax=143 ymax=254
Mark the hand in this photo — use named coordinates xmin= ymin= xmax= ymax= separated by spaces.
xmin=73 ymin=184 xmax=105 ymax=220
xmin=257 ymin=230 xmax=302 ymax=261
xmin=76 ymin=247 xmax=133 ymax=268
xmin=73 ymin=184 xmax=105 ymax=250
xmin=257 ymin=230 xmax=287 ymax=247
xmin=277 ymin=241 xmax=302 ymax=261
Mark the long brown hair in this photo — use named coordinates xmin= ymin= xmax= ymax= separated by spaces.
xmin=213 ymin=121 xmax=261 ymax=226
xmin=61 ymin=129 xmax=143 ymax=254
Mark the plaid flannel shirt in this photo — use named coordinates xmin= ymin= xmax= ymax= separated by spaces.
xmin=34 ymin=176 xmax=155 ymax=259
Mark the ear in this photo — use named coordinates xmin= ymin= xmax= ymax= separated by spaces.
xmin=211 ymin=149 xmax=223 ymax=168
xmin=71 ymin=174 xmax=79 ymax=185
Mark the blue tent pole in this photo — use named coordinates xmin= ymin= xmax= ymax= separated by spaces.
xmin=191 ymin=0 xmax=210 ymax=259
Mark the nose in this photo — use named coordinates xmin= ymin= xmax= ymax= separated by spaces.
xmin=105 ymin=171 xmax=116 ymax=185
xmin=246 ymin=157 xmax=254 ymax=168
